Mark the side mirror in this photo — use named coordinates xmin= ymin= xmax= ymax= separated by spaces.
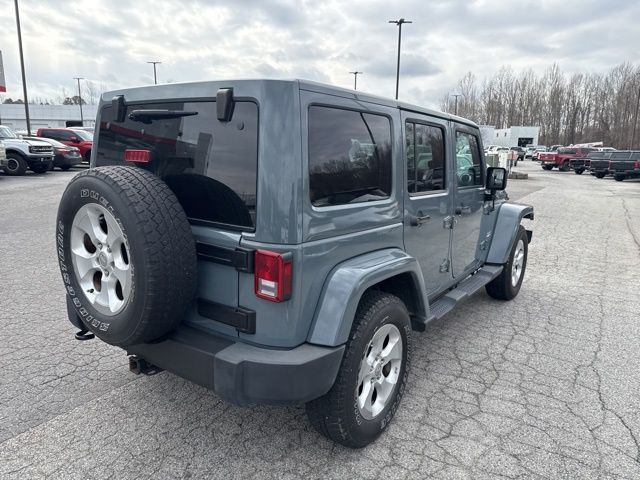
xmin=486 ymin=167 xmax=507 ymax=192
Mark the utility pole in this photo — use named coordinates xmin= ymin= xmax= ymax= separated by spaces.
xmin=349 ymin=71 xmax=363 ymax=90
xmin=147 ymin=61 xmax=161 ymax=85
xmin=73 ymin=77 xmax=84 ymax=126
xmin=388 ymin=18 xmax=412 ymax=100
xmin=451 ymin=93 xmax=462 ymax=116
xmin=14 ymin=0 xmax=31 ymax=135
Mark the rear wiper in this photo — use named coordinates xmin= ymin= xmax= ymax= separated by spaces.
xmin=128 ymin=109 xmax=198 ymax=124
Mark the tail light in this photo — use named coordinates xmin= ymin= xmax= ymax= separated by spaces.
xmin=634 ymin=161 xmax=639 ymax=169
xmin=124 ymin=149 xmax=151 ymax=163
xmin=254 ymin=250 xmax=292 ymax=302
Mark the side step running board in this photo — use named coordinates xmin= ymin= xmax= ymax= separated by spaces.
xmin=426 ymin=265 xmax=503 ymax=322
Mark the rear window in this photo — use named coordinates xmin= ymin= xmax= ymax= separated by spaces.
xmin=587 ymin=152 xmax=605 ymax=159
xmin=96 ymin=101 xmax=258 ymax=230
xmin=610 ymin=152 xmax=632 ymax=160
xmin=558 ymin=148 xmax=577 ymax=154
xmin=308 ymin=106 xmax=392 ymax=207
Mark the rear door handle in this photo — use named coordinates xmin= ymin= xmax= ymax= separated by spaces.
xmin=409 ymin=213 xmax=431 ymax=226
xmin=455 ymin=205 xmax=472 ymax=215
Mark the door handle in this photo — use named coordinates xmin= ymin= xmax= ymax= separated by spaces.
xmin=409 ymin=213 xmax=431 ymax=226
xmin=455 ymin=205 xmax=472 ymax=215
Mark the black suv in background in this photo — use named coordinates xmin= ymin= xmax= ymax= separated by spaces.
xmin=592 ymin=151 xmax=627 ymax=178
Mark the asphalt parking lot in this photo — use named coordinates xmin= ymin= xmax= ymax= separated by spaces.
xmin=1 ymin=162 xmax=639 ymax=479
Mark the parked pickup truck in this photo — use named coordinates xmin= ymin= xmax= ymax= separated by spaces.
xmin=610 ymin=151 xmax=640 ymax=181
xmin=539 ymin=146 xmax=596 ymax=171
xmin=570 ymin=151 xmax=608 ymax=175
xmin=592 ymin=151 xmax=629 ymax=178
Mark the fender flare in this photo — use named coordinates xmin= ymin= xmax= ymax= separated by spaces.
xmin=486 ymin=202 xmax=534 ymax=265
xmin=307 ymin=248 xmax=428 ymax=347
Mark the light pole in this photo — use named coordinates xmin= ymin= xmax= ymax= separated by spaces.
xmin=13 ymin=0 xmax=31 ymax=135
xmin=349 ymin=71 xmax=363 ymax=90
xmin=388 ymin=18 xmax=412 ymax=100
xmin=147 ymin=61 xmax=161 ymax=85
xmin=451 ymin=93 xmax=462 ymax=116
xmin=73 ymin=77 xmax=84 ymax=126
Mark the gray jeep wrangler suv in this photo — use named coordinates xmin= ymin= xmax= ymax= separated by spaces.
xmin=56 ymin=80 xmax=533 ymax=447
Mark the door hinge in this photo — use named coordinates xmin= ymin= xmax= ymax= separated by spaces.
xmin=443 ymin=216 xmax=456 ymax=229
xmin=439 ymin=258 xmax=450 ymax=273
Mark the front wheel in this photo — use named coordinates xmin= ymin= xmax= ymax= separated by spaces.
xmin=574 ymin=168 xmax=584 ymax=175
xmin=306 ymin=291 xmax=411 ymax=448
xmin=486 ymin=225 xmax=528 ymax=301
xmin=614 ymin=174 xmax=625 ymax=182
xmin=595 ymin=172 xmax=606 ymax=179
xmin=3 ymin=153 xmax=28 ymax=176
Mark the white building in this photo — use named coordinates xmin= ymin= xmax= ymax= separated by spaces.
xmin=0 ymin=104 xmax=98 ymax=132
xmin=491 ymin=126 xmax=540 ymax=148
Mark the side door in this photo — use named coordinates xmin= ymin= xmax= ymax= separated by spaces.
xmin=451 ymin=126 xmax=486 ymax=278
xmin=402 ymin=112 xmax=453 ymax=295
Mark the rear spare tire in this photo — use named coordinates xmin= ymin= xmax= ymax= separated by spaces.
xmin=56 ymin=166 xmax=197 ymax=347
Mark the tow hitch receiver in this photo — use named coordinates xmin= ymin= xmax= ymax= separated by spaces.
xmin=128 ymin=356 xmax=163 ymax=376
xmin=75 ymin=329 xmax=95 ymax=341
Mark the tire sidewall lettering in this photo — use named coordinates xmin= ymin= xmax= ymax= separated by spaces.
xmin=59 ymin=186 xmax=136 ymax=336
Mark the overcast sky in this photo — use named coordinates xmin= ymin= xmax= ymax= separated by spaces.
xmin=1 ymin=0 xmax=639 ymax=108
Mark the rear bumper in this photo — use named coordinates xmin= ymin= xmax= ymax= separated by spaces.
xmin=65 ymin=296 xmax=344 ymax=406
xmin=127 ymin=325 xmax=345 ymax=406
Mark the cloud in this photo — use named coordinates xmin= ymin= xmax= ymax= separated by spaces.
xmin=0 ymin=0 xmax=638 ymax=111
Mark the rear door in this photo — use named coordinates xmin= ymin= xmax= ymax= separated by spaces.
xmin=402 ymin=111 xmax=453 ymax=295
xmin=451 ymin=126 xmax=485 ymax=278
xmin=95 ymin=99 xmax=259 ymax=337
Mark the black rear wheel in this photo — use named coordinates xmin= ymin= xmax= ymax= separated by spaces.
xmin=614 ymin=174 xmax=625 ymax=182
xmin=306 ymin=291 xmax=411 ymax=448
xmin=561 ymin=160 xmax=570 ymax=172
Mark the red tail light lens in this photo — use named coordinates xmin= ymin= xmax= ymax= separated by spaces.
xmin=254 ymin=250 xmax=292 ymax=302
xmin=634 ymin=161 xmax=639 ymax=169
xmin=124 ymin=149 xmax=151 ymax=163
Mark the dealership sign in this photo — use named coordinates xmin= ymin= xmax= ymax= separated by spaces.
xmin=0 ymin=51 xmax=6 ymax=92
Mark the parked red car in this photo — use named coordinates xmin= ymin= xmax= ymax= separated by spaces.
xmin=538 ymin=146 xmax=596 ymax=171
xmin=36 ymin=128 xmax=93 ymax=163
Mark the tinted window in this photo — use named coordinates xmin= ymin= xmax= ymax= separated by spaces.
xmin=97 ymin=101 xmax=258 ymax=230
xmin=308 ymin=106 xmax=392 ymax=207
xmin=611 ymin=152 xmax=632 ymax=160
xmin=630 ymin=152 xmax=640 ymax=160
xmin=558 ymin=147 xmax=577 ymax=154
xmin=406 ymin=122 xmax=445 ymax=194
xmin=455 ymin=131 xmax=483 ymax=187
xmin=587 ymin=152 xmax=605 ymax=159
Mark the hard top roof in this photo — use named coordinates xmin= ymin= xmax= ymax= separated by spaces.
xmin=100 ymin=79 xmax=478 ymax=129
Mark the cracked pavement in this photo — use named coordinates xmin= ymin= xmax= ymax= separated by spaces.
xmin=1 ymin=163 xmax=639 ymax=479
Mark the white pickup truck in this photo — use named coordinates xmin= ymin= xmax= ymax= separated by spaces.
xmin=0 ymin=125 xmax=54 ymax=175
